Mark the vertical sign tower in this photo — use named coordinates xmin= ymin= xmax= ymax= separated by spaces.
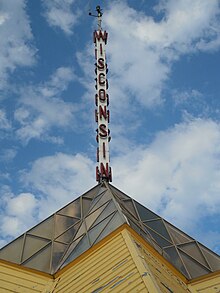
xmin=93 ymin=6 xmax=112 ymax=182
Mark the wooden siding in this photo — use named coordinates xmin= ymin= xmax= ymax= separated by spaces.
xmin=127 ymin=229 xmax=191 ymax=293
xmin=54 ymin=231 xmax=149 ymax=293
xmin=0 ymin=261 xmax=55 ymax=292
xmin=188 ymin=274 xmax=220 ymax=292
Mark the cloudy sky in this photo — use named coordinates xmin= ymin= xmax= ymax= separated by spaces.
xmin=0 ymin=0 xmax=220 ymax=254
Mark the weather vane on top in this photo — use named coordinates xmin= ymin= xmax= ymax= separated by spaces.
xmin=89 ymin=5 xmax=103 ymax=30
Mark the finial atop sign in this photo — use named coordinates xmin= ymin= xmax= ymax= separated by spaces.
xmin=89 ymin=5 xmax=103 ymax=30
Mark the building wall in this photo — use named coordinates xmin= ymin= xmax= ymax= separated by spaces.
xmin=0 ymin=261 xmax=55 ymax=292
xmin=54 ymin=229 xmax=149 ymax=293
xmin=188 ymin=274 xmax=220 ymax=292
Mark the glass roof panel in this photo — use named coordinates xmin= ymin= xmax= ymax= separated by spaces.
xmin=120 ymin=207 xmax=133 ymax=222
xmin=127 ymin=218 xmax=141 ymax=234
xmin=178 ymin=250 xmax=210 ymax=279
xmin=55 ymin=222 xmax=81 ymax=244
xmin=199 ymin=245 xmax=220 ymax=271
xmin=28 ymin=216 xmax=54 ymax=240
xmin=165 ymin=222 xmax=193 ymax=245
xmin=88 ymin=214 xmax=113 ymax=245
xmin=82 ymin=197 xmax=92 ymax=217
xmin=61 ymin=235 xmax=90 ymax=267
xmin=109 ymin=185 xmax=131 ymax=200
xmin=120 ymin=199 xmax=138 ymax=220
xmin=144 ymin=226 xmax=172 ymax=248
xmin=97 ymin=185 xmax=107 ymax=194
xmin=135 ymin=201 xmax=160 ymax=221
xmin=94 ymin=212 xmax=125 ymax=245
xmin=23 ymin=243 xmax=52 ymax=273
xmin=55 ymin=214 xmax=80 ymax=238
xmin=178 ymin=242 xmax=209 ymax=268
xmin=58 ymin=198 xmax=81 ymax=219
xmin=74 ymin=221 xmax=86 ymax=239
xmin=85 ymin=201 xmax=109 ymax=230
xmin=89 ymin=190 xmax=107 ymax=208
xmin=145 ymin=219 xmax=171 ymax=241
xmin=81 ymin=184 xmax=102 ymax=199
xmin=163 ymin=246 xmax=190 ymax=279
xmin=139 ymin=229 xmax=156 ymax=248
xmin=89 ymin=190 xmax=113 ymax=214
xmin=51 ymin=242 xmax=68 ymax=273
xmin=22 ymin=235 xmax=50 ymax=262
xmin=139 ymin=230 xmax=163 ymax=254
xmin=59 ymin=235 xmax=84 ymax=268
xmin=0 ymin=236 xmax=24 ymax=263
xmin=90 ymin=200 xmax=117 ymax=229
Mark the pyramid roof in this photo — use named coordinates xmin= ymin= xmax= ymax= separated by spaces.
xmin=0 ymin=182 xmax=220 ymax=280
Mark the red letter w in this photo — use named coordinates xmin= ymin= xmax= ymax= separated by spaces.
xmin=93 ymin=30 xmax=108 ymax=44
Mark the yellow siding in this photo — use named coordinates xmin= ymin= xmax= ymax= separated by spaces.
xmin=127 ymin=230 xmax=191 ymax=293
xmin=54 ymin=232 xmax=149 ymax=293
xmin=188 ymin=275 xmax=220 ymax=292
xmin=0 ymin=261 xmax=55 ymax=292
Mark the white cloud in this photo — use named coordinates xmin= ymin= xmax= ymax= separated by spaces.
xmin=153 ymin=0 xmax=220 ymax=52
xmin=0 ymin=109 xmax=11 ymax=129
xmin=171 ymin=89 xmax=219 ymax=120
xmin=113 ymin=118 xmax=220 ymax=242
xmin=41 ymin=67 xmax=76 ymax=96
xmin=0 ymin=148 xmax=17 ymax=162
xmin=172 ymin=89 xmax=203 ymax=106
xmin=0 ymin=173 xmax=10 ymax=181
xmin=0 ymin=239 xmax=7 ymax=248
xmin=14 ymin=67 xmax=76 ymax=143
xmin=101 ymin=0 xmax=220 ymax=108
xmin=0 ymin=0 xmax=36 ymax=88
xmin=21 ymin=152 xmax=94 ymax=218
xmin=42 ymin=0 xmax=80 ymax=35
xmin=6 ymin=193 xmax=38 ymax=219
xmin=0 ymin=186 xmax=39 ymax=241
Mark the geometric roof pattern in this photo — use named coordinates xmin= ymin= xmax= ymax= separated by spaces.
xmin=1 ymin=182 xmax=220 ymax=280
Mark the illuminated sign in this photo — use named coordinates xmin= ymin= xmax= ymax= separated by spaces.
xmin=94 ymin=30 xmax=112 ymax=182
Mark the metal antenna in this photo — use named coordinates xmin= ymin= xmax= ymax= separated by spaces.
xmin=96 ymin=6 xmax=102 ymax=30
xmin=89 ymin=5 xmax=103 ymax=30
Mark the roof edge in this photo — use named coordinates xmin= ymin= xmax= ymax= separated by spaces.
xmin=0 ymin=259 xmax=53 ymax=279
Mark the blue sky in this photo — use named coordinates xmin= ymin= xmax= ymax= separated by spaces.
xmin=0 ymin=0 xmax=220 ymax=254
